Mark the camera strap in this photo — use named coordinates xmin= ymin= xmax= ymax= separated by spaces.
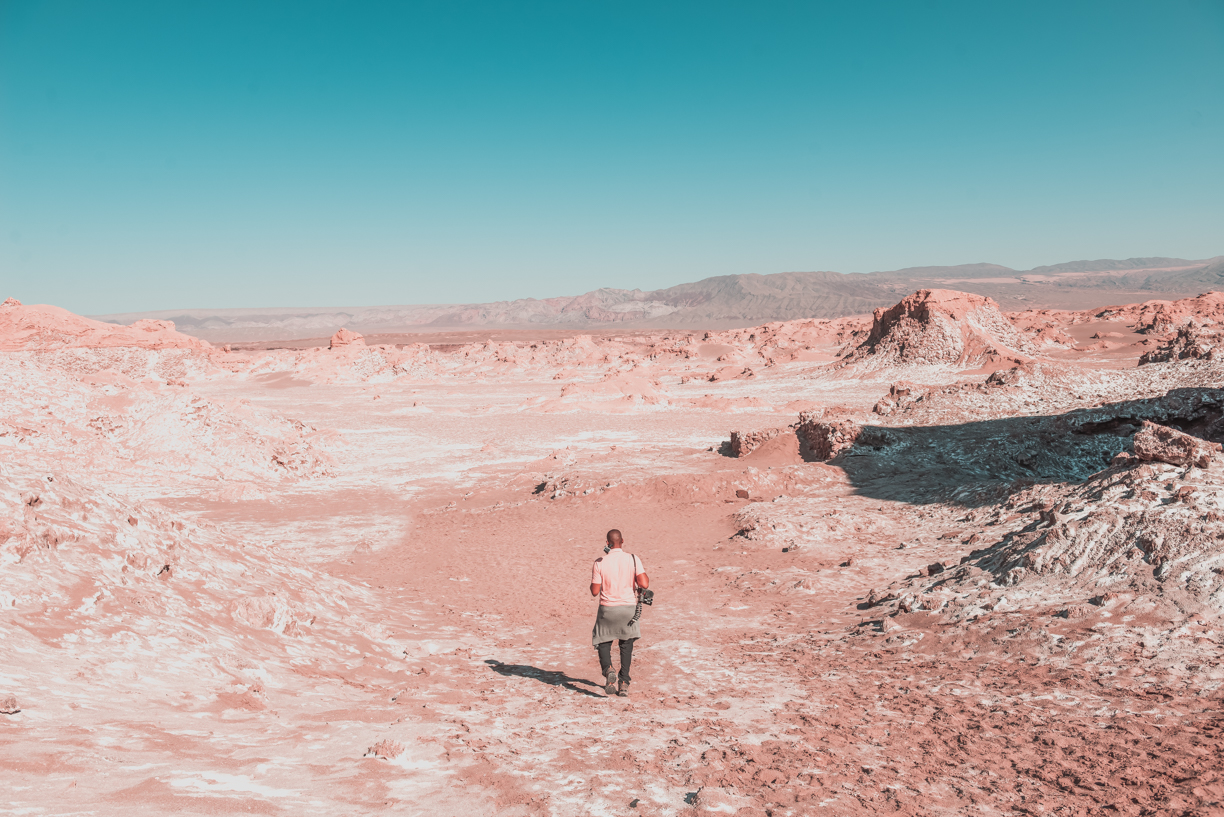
xmin=629 ymin=553 xmax=645 ymax=626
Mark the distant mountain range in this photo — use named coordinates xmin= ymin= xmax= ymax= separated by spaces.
xmin=92 ymin=256 xmax=1224 ymax=343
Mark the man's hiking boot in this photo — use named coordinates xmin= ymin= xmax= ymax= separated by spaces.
xmin=605 ymin=671 xmax=618 ymax=696
xmin=617 ymin=681 xmax=629 ymax=698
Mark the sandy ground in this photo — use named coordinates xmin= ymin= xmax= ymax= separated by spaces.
xmin=3 ymin=293 xmax=1224 ymax=816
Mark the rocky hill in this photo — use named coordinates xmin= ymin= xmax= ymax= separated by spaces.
xmin=0 ymin=297 xmax=208 ymax=352
xmin=841 ymin=289 xmax=1034 ymax=369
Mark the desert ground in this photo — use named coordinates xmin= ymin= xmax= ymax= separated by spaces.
xmin=3 ymin=289 xmax=1224 ymax=816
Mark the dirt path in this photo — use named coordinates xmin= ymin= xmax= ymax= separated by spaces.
xmin=334 ymin=489 xmax=1224 ymax=816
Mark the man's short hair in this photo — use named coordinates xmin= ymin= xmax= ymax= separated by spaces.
xmin=606 ymin=529 xmax=622 ymax=543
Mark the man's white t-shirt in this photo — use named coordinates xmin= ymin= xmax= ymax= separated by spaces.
xmin=592 ymin=549 xmax=644 ymax=607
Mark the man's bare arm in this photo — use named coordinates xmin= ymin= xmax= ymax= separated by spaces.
xmin=635 ymin=573 xmax=649 ymax=590
xmin=590 ymin=582 xmax=601 ymax=597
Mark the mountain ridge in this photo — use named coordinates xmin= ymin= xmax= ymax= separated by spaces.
xmin=89 ymin=256 xmax=1223 ymax=342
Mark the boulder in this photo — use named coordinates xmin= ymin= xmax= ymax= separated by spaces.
xmin=873 ymin=382 xmax=922 ymax=415
xmin=1133 ymin=422 xmax=1220 ymax=467
xmin=866 ymin=588 xmax=898 ymax=607
xmin=329 ymin=328 xmax=366 ymax=349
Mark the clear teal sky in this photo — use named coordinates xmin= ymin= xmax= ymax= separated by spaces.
xmin=2 ymin=1 xmax=1222 ymax=314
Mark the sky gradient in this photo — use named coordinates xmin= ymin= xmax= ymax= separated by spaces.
xmin=2 ymin=1 xmax=1222 ymax=314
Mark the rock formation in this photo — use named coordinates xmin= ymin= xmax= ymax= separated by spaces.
xmin=1127 ymin=291 xmax=1224 ymax=334
xmin=329 ymin=327 xmax=366 ymax=349
xmin=0 ymin=301 xmax=209 ymax=352
xmin=842 ymin=289 xmax=1034 ymax=369
xmin=1139 ymin=322 xmax=1220 ymax=364
xmin=793 ymin=413 xmax=895 ymax=461
xmin=729 ymin=427 xmax=783 ymax=457
xmin=871 ymin=382 xmax=919 ymax=415
xmin=795 ymin=417 xmax=863 ymax=461
xmin=960 ymin=446 xmax=1224 ymax=612
xmin=1133 ymin=421 xmax=1221 ymax=467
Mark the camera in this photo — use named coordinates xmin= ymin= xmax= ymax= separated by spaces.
xmin=637 ymin=588 xmax=654 ymax=606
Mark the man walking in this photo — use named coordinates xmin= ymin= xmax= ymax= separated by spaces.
xmin=590 ymin=529 xmax=649 ymax=697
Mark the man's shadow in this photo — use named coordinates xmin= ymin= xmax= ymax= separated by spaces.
xmin=485 ymin=660 xmax=605 ymax=699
